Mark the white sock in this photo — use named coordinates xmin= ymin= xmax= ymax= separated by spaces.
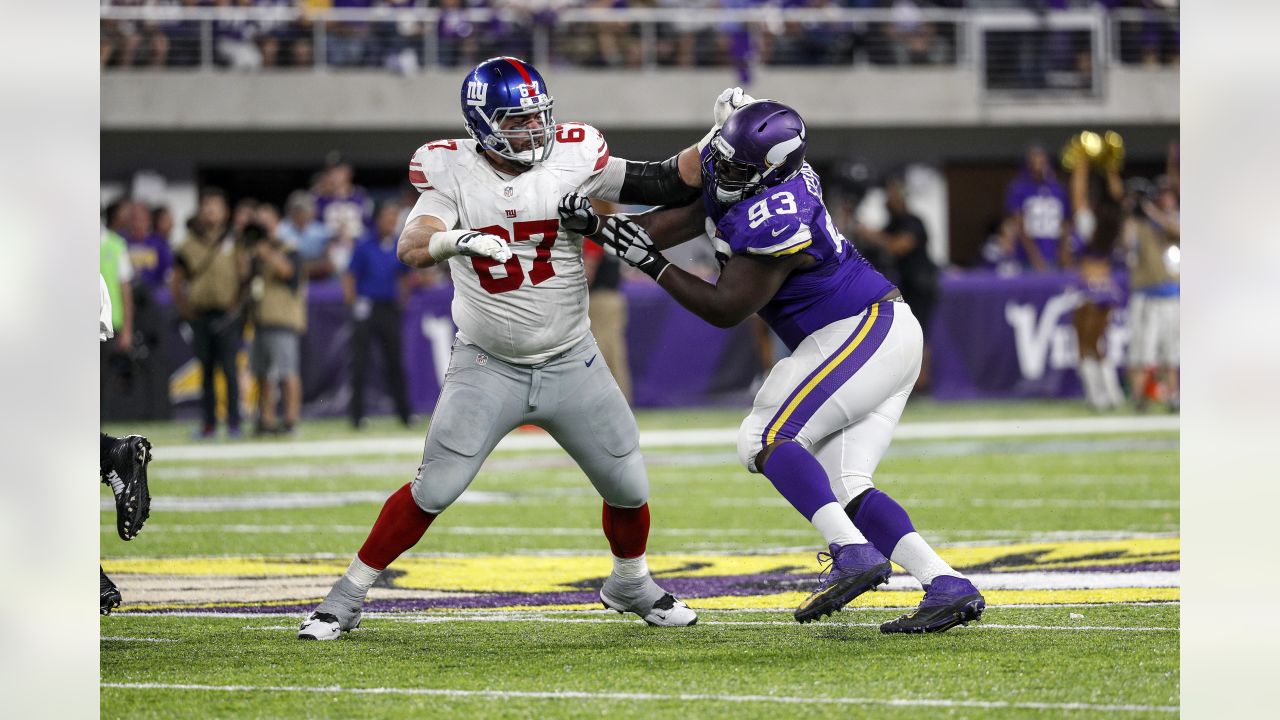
xmin=1100 ymin=359 xmax=1125 ymax=408
xmin=612 ymin=553 xmax=649 ymax=579
xmin=810 ymin=502 xmax=867 ymax=547
xmin=343 ymin=557 xmax=382 ymax=593
xmin=1079 ymin=358 xmax=1106 ymax=409
xmin=889 ymin=532 xmax=960 ymax=587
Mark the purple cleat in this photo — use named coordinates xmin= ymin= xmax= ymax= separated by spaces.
xmin=881 ymin=575 xmax=985 ymax=634
xmin=794 ymin=543 xmax=892 ymax=624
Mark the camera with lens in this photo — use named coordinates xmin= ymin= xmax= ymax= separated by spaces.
xmin=241 ymin=221 xmax=269 ymax=248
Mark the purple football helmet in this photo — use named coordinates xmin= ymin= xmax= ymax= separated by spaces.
xmin=702 ymin=100 xmax=807 ymax=206
xmin=461 ymin=56 xmax=556 ymax=165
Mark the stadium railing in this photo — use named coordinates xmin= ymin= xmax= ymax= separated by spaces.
xmin=100 ymin=4 xmax=1178 ymax=98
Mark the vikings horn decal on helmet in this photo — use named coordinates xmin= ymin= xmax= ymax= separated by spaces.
xmin=702 ymin=100 xmax=808 ymax=206
xmin=460 ymin=56 xmax=556 ymax=165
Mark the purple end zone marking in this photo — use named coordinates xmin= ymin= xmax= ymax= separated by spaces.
xmin=131 ymin=559 xmax=1178 ymax=614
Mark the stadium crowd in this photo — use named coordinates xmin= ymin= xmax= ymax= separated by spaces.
xmin=101 ymin=1 xmax=1179 ymax=72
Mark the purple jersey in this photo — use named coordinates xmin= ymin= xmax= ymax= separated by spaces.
xmin=126 ymin=233 xmax=174 ymax=292
xmin=704 ymin=163 xmax=895 ymax=350
xmin=313 ymin=187 xmax=373 ymax=240
xmin=1004 ymin=173 xmax=1069 ymax=245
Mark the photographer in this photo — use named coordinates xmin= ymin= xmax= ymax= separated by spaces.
xmin=246 ymin=205 xmax=307 ymax=436
xmin=172 ymin=190 xmax=248 ymax=439
xmin=1124 ymin=177 xmax=1180 ymax=412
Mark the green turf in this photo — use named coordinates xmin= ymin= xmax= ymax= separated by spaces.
xmin=102 ymin=606 xmax=1178 ymax=720
xmin=99 ymin=405 xmax=1179 ymax=718
xmin=102 ymin=398 xmax=1163 ymax=447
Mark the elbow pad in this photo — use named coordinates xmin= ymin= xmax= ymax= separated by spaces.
xmin=619 ymin=155 xmax=701 ymax=207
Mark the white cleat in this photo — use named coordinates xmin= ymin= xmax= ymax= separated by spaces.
xmin=600 ymin=574 xmax=698 ymax=627
xmin=297 ymin=610 xmax=360 ymax=641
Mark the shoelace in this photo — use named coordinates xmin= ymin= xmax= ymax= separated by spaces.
xmin=814 ymin=550 xmax=836 ymax=589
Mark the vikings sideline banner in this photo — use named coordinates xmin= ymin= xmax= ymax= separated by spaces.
xmin=103 ymin=272 xmax=1126 ymax=421
xmin=929 ymin=271 xmax=1128 ymax=400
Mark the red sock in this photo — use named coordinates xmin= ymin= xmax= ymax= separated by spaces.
xmin=602 ymin=502 xmax=650 ymax=558
xmin=357 ymin=483 xmax=436 ymax=570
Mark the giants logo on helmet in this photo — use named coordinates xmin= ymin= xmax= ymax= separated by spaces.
xmin=466 ymin=81 xmax=488 ymax=107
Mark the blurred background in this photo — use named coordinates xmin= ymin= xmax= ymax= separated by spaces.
xmin=98 ymin=0 xmax=1180 ymax=434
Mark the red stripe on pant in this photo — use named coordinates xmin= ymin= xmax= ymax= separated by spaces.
xmin=357 ymin=483 xmax=436 ymax=570
xmin=602 ymin=502 xmax=650 ymax=558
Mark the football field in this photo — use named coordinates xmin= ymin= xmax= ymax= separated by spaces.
xmin=101 ymin=402 xmax=1179 ymax=719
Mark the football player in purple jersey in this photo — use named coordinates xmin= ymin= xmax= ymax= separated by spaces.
xmin=560 ymin=98 xmax=984 ymax=632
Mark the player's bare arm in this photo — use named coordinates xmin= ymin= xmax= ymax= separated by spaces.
xmin=628 ymin=201 xmax=707 ymax=250
xmin=660 ymin=250 xmax=810 ymax=328
xmin=396 ymin=214 xmax=448 ymax=268
xmin=396 ymin=213 xmax=512 ymax=269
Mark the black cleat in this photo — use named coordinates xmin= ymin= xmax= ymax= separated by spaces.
xmin=102 ymin=435 xmax=152 ymax=541
xmin=100 ymin=567 xmax=121 ymax=615
xmin=880 ymin=576 xmax=985 ymax=634
xmin=794 ymin=543 xmax=892 ymax=624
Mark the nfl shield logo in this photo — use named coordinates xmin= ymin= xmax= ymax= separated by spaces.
xmin=504 ymin=186 xmax=514 ymax=198
xmin=475 ymin=353 xmax=488 ymax=366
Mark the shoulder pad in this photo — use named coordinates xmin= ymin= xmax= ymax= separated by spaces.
xmin=409 ymin=138 xmax=468 ymax=193
xmin=720 ymin=192 xmax=815 ymax=258
xmin=546 ymin=122 xmax=610 ymax=175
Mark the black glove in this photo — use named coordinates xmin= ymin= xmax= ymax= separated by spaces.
xmin=596 ymin=215 xmax=671 ymax=281
xmin=557 ymin=192 xmax=601 ymax=236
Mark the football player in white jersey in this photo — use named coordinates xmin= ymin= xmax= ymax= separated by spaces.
xmin=299 ymin=57 xmax=740 ymax=639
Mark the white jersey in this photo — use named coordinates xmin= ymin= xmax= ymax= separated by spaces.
xmin=405 ymin=122 xmax=617 ymax=364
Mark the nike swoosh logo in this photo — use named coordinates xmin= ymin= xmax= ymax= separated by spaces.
xmin=771 ymin=226 xmax=791 ymax=237
xmin=585 ymin=354 xmax=597 ymax=368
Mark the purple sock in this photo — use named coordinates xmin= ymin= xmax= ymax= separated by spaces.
xmin=760 ymin=441 xmax=839 ymax=521
xmin=849 ymin=489 xmax=916 ymax=558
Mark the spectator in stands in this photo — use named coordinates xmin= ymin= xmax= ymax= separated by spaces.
xmin=768 ymin=0 xmax=855 ymax=67
xmin=882 ymin=0 xmax=952 ymax=66
xmin=1124 ymin=175 xmax=1179 ymax=412
xmin=101 ymin=4 xmax=170 ymax=68
xmin=311 ymin=161 xmax=373 ymax=274
xmin=213 ymin=0 xmax=266 ymax=70
xmin=854 ymin=177 xmax=939 ymax=390
xmin=279 ymin=190 xmax=337 ymax=279
xmin=654 ymin=0 xmax=713 ymax=68
xmin=437 ymin=0 xmax=482 ymax=67
xmin=172 ymin=190 xmax=248 ymax=439
xmin=584 ymin=232 xmax=633 ymax=403
xmin=1004 ymin=143 xmax=1072 ymax=271
xmin=373 ymin=0 xmax=428 ymax=73
xmin=345 ymin=201 xmax=414 ymax=429
xmin=247 ymin=204 xmax=308 ymax=436
xmin=327 ymin=0 xmax=375 ymax=67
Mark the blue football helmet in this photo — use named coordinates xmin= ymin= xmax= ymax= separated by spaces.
xmin=461 ymin=56 xmax=556 ymax=165
xmin=702 ymin=100 xmax=807 ymax=206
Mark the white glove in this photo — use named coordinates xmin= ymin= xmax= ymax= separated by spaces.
xmin=428 ymin=229 xmax=512 ymax=263
xmin=713 ymin=87 xmax=756 ymax=127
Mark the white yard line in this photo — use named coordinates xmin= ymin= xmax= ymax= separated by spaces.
xmin=121 ymin=601 xmax=1178 ymax=621
xmin=158 ymin=416 xmax=1179 ymax=462
xmin=100 ymin=682 xmax=1177 ymax=713
xmin=100 ymin=637 xmax=179 ymax=643
xmin=246 ymin=616 xmax=1176 ymax=632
